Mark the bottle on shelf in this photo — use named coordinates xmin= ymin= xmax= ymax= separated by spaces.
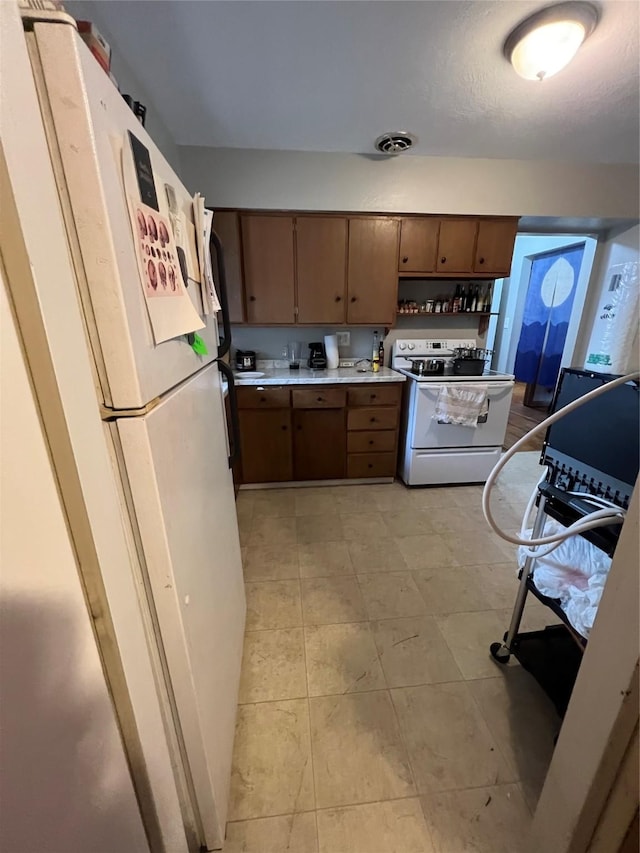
xmin=434 ymin=299 xmax=442 ymax=313
xmin=442 ymin=295 xmax=451 ymax=313
xmin=372 ymin=330 xmax=380 ymax=373
xmin=452 ymin=284 xmax=461 ymax=313
xmin=483 ymin=285 xmax=492 ymax=313
xmin=470 ymin=285 xmax=478 ymax=313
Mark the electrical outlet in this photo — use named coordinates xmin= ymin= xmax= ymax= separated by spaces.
xmin=339 ymin=359 xmax=356 ymax=368
xmin=337 ymin=331 xmax=350 ymax=347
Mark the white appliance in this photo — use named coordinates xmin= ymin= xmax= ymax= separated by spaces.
xmin=393 ymin=338 xmax=515 ymax=485
xmin=10 ymin=7 xmax=245 ymax=850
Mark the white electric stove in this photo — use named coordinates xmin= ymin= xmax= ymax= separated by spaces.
xmin=392 ymin=339 xmax=515 ymax=485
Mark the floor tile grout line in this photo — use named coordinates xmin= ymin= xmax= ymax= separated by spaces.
xmin=243 ymin=604 xmax=519 ymax=633
xmin=298 ymin=571 xmax=319 ymax=819
xmin=227 ymin=776 xmax=532 ymax=828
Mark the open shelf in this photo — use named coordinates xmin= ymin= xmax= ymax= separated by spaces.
xmin=395 ymin=311 xmax=496 ymax=318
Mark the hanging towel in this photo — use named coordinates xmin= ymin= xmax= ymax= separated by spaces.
xmin=433 ymin=384 xmax=489 ymax=427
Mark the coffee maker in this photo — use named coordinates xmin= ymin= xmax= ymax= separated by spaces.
xmin=307 ymin=342 xmax=327 ymax=370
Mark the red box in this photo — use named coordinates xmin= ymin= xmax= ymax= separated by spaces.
xmin=77 ymin=20 xmax=111 ymax=73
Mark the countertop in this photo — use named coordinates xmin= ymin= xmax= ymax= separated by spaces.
xmin=232 ymin=366 xmax=406 ymax=386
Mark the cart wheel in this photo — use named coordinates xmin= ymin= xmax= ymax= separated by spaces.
xmin=490 ymin=642 xmax=511 ymax=664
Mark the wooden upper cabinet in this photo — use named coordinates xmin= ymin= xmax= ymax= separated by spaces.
xmin=474 ymin=218 xmax=518 ymax=274
xmin=347 ymin=218 xmax=400 ymax=324
xmin=398 ymin=218 xmax=440 ymax=273
xmin=296 ymin=217 xmax=347 ymax=324
xmin=212 ymin=210 xmax=245 ymax=323
xmin=436 ymin=219 xmax=478 ymax=273
xmin=241 ymin=215 xmax=295 ymax=324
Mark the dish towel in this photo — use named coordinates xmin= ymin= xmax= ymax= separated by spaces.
xmin=433 ymin=384 xmax=489 ymax=427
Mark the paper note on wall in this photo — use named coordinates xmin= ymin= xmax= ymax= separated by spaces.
xmin=128 ymin=198 xmax=205 ymax=343
xmin=584 ymin=260 xmax=639 ymax=374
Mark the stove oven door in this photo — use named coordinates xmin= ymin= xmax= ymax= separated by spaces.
xmin=410 ymin=382 xmax=514 ymax=448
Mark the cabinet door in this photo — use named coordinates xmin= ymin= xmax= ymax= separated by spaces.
xmin=398 ymin=218 xmax=439 ymax=273
xmin=474 ymin=219 xmax=518 ymax=274
xmin=239 ymin=409 xmax=292 ymax=483
xmin=212 ymin=210 xmax=245 ymax=323
xmin=436 ymin=219 xmax=478 ymax=273
xmin=241 ymin=215 xmax=295 ymax=324
xmin=296 ymin=217 xmax=347 ymax=324
xmin=347 ymin=218 xmax=400 ymax=324
xmin=293 ymin=408 xmax=346 ymax=480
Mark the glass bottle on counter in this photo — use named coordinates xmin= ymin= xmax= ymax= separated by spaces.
xmin=372 ymin=330 xmax=380 ymax=372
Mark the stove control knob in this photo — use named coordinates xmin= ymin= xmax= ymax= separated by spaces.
xmin=407 ymin=343 xmax=415 ymax=351
xmin=398 ymin=342 xmax=407 ymax=351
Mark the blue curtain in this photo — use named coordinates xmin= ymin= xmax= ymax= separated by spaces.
xmin=514 ymin=245 xmax=584 ymax=387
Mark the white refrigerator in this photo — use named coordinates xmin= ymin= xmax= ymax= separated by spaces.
xmin=13 ymin=6 xmax=246 ymax=850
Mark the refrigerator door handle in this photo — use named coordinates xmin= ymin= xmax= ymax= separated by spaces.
xmin=209 ymin=226 xmax=232 ymax=359
xmin=216 ymin=359 xmax=240 ymax=470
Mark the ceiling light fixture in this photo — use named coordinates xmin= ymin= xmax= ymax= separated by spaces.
xmin=504 ymin=1 xmax=598 ymax=81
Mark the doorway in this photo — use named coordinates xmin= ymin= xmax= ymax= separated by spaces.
xmin=514 ymin=244 xmax=585 ymax=408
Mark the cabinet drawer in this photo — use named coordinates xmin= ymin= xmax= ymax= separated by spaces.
xmin=347 ymin=407 xmax=399 ymax=431
xmin=348 ymin=452 xmax=396 ymax=478
xmin=347 ymin=385 xmax=402 ymax=407
xmin=347 ymin=430 xmax=396 ymax=454
xmin=237 ymin=387 xmax=290 ymax=409
xmin=292 ymin=388 xmax=346 ymax=409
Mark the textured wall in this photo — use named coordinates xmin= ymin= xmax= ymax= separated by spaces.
xmin=179 ymin=147 xmax=640 ymax=220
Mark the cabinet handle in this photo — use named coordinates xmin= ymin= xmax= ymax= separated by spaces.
xmin=478 ymin=257 xmax=485 ymax=264
xmin=368 ymin=440 xmax=374 ymax=445
xmin=370 ymin=394 xmax=377 ymax=400
xmin=282 ymin=424 xmax=288 ymax=431
xmin=350 ymin=296 xmax=357 ymax=303
xmin=296 ymin=424 xmax=302 ymax=431
xmin=316 ymin=397 xmax=323 ymax=403
xmin=335 ymin=295 xmax=342 ymax=302
xmin=370 ymin=417 xmax=377 ymax=423
xmin=440 ymin=256 xmax=446 ymax=264
xmin=249 ymin=295 xmax=256 ymax=302
xmin=368 ymin=463 xmax=373 ymax=469
xmin=402 ymin=256 xmax=408 ymax=263
xmin=260 ymin=396 xmax=266 ymax=402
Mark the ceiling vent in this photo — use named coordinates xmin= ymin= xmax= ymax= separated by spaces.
xmin=374 ymin=132 xmax=416 ymax=155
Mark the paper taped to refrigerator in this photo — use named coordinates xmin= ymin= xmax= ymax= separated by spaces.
xmin=128 ymin=198 xmax=205 ymax=344
xmin=193 ymin=193 xmax=221 ymax=315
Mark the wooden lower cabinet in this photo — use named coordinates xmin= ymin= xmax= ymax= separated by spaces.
xmin=238 ymin=408 xmax=293 ymax=483
xmin=237 ymin=382 xmax=403 ymax=484
xmin=347 ymin=452 xmax=396 ymax=478
xmin=293 ymin=408 xmax=346 ymax=480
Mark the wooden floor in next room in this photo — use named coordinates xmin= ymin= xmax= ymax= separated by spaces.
xmin=503 ymin=382 xmax=548 ymax=452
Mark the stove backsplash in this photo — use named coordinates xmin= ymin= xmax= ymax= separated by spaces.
xmin=230 ymin=325 xmax=378 ymax=363
xmin=232 ymin=319 xmax=489 ymax=368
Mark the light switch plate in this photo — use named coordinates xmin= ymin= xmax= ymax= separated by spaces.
xmin=337 ymin=331 xmax=350 ymax=347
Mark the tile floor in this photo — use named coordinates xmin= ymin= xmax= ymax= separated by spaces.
xmin=226 ymin=452 xmax=560 ymax=853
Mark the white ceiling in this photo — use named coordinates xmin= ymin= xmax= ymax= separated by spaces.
xmin=71 ymin=0 xmax=639 ymax=164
